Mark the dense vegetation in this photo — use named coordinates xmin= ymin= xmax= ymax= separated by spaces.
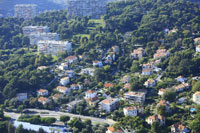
xmin=0 ymin=0 xmax=200 ymax=132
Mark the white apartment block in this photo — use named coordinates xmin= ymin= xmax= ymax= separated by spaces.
xmin=29 ymin=33 xmax=59 ymax=45
xmin=66 ymin=0 xmax=107 ymax=19
xmin=23 ymin=26 xmax=50 ymax=36
xmin=38 ymin=40 xmax=72 ymax=55
xmin=14 ymin=4 xmax=37 ymax=20
xmin=124 ymin=91 xmax=145 ymax=103
xmin=99 ymin=98 xmax=119 ymax=112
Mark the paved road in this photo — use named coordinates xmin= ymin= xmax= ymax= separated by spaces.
xmin=5 ymin=108 xmax=116 ymax=125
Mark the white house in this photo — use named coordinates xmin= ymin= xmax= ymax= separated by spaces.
xmin=147 ymin=115 xmax=165 ymax=125
xmin=93 ymin=60 xmax=103 ymax=67
xmin=106 ymin=127 xmax=122 ymax=133
xmin=142 ymin=69 xmax=153 ymax=76
xmin=176 ymin=76 xmax=187 ymax=83
xmin=38 ymin=97 xmax=50 ymax=105
xmin=81 ymin=68 xmax=95 ymax=76
xmin=60 ymin=77 xmax=70 ymax=86
xmin=56 ymin=86 xmax=71 ymax=94
xmin=158 ymin=89 xmax=167 ymax=96
xmin=37 ymin=89 xmax=48 ymax=96
xmin=196 ymin=45 xmax=200 ymax=52
xmin=58 ymin=63 xmax=68 ymax=71
xmin=16 ymin=93 xmax=28 ymax=101
xmin=124 ymin=91 xmax=145 ymax=103
xmin=85 ymin=90 xmax=97 ymax=99
xmin=65 ymin=56 xmax=78 ymax=64
xmin=65 ymin=70 xmax=75 ymax=78
xmin=99 ymin=98 xmax=119 ymax=112
xmin=193 ymin=91 xmax=200 ymax=104
xmin=144 ymin=79 xmax=157 ymax=88
xmin=70 ymin=84 xmax=83 ymax=90
xmin=123 ymin=107 xmax=137 ymax=117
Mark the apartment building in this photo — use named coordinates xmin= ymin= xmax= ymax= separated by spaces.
xmin=66 ymin=0 xmax=107 ymax=19
xmin=29 ymin=32 xmax=59 ymax=45
xmin=37 ymin=40 xmax=72 ymax=55
xmin=14 ymin=4 xmax=37 ymax=20
xmin=23 ymin=26 xmax=50 ymax=36
xmin=124 ymin=91 xmax=146 ymax=103
xmin=99 ymin=98 xmax=119 ymax=112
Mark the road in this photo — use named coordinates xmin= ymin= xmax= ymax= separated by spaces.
xmin=5 ymin=108 xmax=116 ymax=125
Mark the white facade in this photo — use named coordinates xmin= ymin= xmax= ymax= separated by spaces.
xmin=193 ymin=91 xmax=200 ymax=104
xmin=66 ymin=0 xmax=107 ymax=19
xmin=57 ymin=86 xmax=71 ymax=94
xmin=142 ymin=69 xmax=153 ymax=76
xmin=196 ymin=45 xmax=200 ymax=52
xmin=37 ymin=89 xmax=48 ymax=96
xmin=99 ymin=98 xmax=119 ymax=112
xmin=85 ymin=90 xmax=97 ymax=99
xmin=16 ymin=93 xmax=28 ymax=101
xmin=14 ymin=4 xmax=37 ymax=20
xmin=123 ymin=107 xmax=137 ymax=117
xmin=38 ymin=40 xmax=72 ymax=55
xmin=65 ymin=70 xmax=75 ymax=78
xmin=93 ymin=61 xmax=103 ymax=67
xmin=60 ymin=77 xmax=70 ymax=86
xmin=58 ymin=63 xmax=68 ymax=71
xmin=23 ymin=26 xmax=50 ymax=36
xmin=81 ymin=68 xmax=95 ymax=76
xmin=124 ymin=91 xmax=145 ymax=103
xmin=158 ymin=89 xmax=166 ymax=96
xmin=29 ymin=33 xmax=59 ymax=45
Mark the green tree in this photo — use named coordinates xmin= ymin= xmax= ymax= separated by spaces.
xmin=60 ymin=115 xmax=70 ymax=124
xmin=163 ymin=90 xmax=176 ymax=102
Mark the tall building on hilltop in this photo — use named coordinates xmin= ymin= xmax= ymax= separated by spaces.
xmin=29 ymin=33 xmax=60 ymax=45
xmin=23 ymin=26 xmax=50 ymax=36
xmin=37 ymin=40 xmax=72 ymax=55
xmin=14 ymin=4 xmax=37 ymax=20
xmin=66 ymin=0 xmax=107 ymax=19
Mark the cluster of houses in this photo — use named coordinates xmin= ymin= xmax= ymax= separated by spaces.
xmin=23 ymin=26 xmax=72 ymax=55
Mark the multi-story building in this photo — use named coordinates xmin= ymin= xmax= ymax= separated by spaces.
xmin=66 ymin=0 xmax=107 ymax=19
xmin=99 ymin=98 xmax=119 ymax=112
xmin=14 ymin=4 xmax=37 ymax=20
xmin=29 ymin=33 xmax=59 ymax=45
xmin=38 ymin=40 xmax=72 ymax=55
xmin=124 ymin=91 xmax=145 ymax=103
xmin=23 ymin=26 xmax=50 ymax=36
xmin=56 ymin=86 xmax=71 ymax=94
xmin=147 ymin=115 xmax=165 ymax=125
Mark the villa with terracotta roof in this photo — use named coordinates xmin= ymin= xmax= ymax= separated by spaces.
xmin=173 ymin=83 xmax=189 ymax=92
xmin=65 ymin=56 xmax=78 ymax=64
xmin=153 ymin=49 xmax=170 ymax=59
xmin=104 ymin=83 xmax=115 ymax=88
xmin=171 ymin=122 xmax=190 ymax=133
xmin=147 ymin=115 xmax=165 ymax=125
xmin=156 ymin=100 xmax=171 ymax=113
xmin=56 ymin=86 xmax=71 ymax=94
xmin=124 ymin=91 xmax=145 ymax=103
xmin=158 ymin=89 xmax=167 ymax=96
xmin=60 ymin=77 xmax=70 ymax=86
xmin=85 ymin=90 xmax=97 ymax=99
xmin=123 ymin=83 xmax=131 ymax=90
xmin=37 ymin=89 xmax=48 ymax=96
xmin=106 ymin=127 xmax=123 ymax=133
xmin=99 ymin=98 xmax=119 ymax=112
xmin=38 ymin=97 xmax=50 ymax=105
xmin=176 ymin=76 xmax=187 ymax=83
xmin=193 ymin=91 xmax=200 ymax=104
xmin=142 ymin=68 xmax=153 ymax=76
xmin=130 ymin=47 xmax=145 ymax=59
xmin=144 ymin=79 xmax=157 ymax=88
xmin=52 ymin=94 xmax=63 ymax=100
xmin=123 ymin=106 xmax=137 ymax=116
